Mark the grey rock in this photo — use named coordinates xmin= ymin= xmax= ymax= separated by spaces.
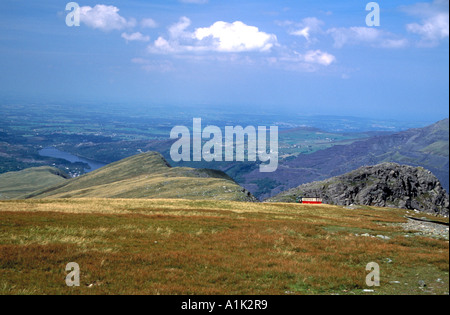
xmin=270 ymin=163 xmax=449 ymax=217
xmin=400 ymin=218 xmax=449 ymax=240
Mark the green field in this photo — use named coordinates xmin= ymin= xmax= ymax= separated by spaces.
xmin=0 ymin=199 xmax=448 ymax=295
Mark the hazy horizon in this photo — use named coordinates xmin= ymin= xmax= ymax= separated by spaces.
xmin=0 ymin=0 xmax=449 ymax=122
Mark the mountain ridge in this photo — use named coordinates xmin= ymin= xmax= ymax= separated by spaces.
xmin=20 ymin=152 xmax=257 ymax=202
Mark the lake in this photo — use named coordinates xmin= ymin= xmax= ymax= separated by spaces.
xmin=39 ymin=147 xmax=107 ymax=172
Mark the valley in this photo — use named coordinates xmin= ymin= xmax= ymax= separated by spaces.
xmin=1 ymin=104 xmax=445 ymax=200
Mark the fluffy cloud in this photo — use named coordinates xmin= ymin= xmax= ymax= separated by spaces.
xmin=152 ymin=37 xmax=179 ymax=53
xmin=169 ymin=16 xmax=192 ymax=39
xmin=404 ymin=0 xmax=449 ymax=45
xmin=145 ymin=17 xmax=336 ymax=72
xmin=327 ymin=27 xmax=408 ymax=49
xmin=303 ymin=50 xmax=336 ymax=66
xmin=79 ymin=5 xmax=135 ymax=31
xmin=148 ymin=17 xmax=278 ymax=54
xmin=194 ymin=21 xmax=278 ymax=52
xmin=279 ymin=50 xmax=336 ymax=67
xmin=407 ymin=14 xmax=449 ymax=40
xmin=122 ymin=32 xmax=150 ymax=43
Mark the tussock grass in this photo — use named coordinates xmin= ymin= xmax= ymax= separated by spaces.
xmin=0 ymin=199 xmax=448 ymax=295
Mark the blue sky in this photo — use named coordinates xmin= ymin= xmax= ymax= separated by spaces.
xmin=0 ymin=0 xmax=448 ymax=121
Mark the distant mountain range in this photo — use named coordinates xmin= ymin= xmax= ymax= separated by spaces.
xmin=2 ymin=152 xmax=256 ymax=202
xmin=268 ymin=163 xmax=449 ymax=217
xmin=244 ymin=119 xmax=449 ymax=199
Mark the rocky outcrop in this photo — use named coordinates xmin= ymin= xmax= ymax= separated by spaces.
xmin=268 ymin=163 xmax=449 ymax=216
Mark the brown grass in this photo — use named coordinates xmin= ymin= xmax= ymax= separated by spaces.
xmin=0 ymin=199 xmax=448 ymax=295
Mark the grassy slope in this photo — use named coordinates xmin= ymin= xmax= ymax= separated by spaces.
xmin=382 ymin=118 xmax=449 ymax=164
xmin=0 ymin=199 xmax=448 ymax=295
xmin=22 ymin=152 xmax=255 ymax=202
xmin=410 ymin=118 xmax=449 ymax=157
xmin=0 ymin=167 xmax=69 ymax=200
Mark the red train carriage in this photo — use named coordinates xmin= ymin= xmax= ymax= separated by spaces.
xmin=296 ymin=197 xmax=323 ymax=204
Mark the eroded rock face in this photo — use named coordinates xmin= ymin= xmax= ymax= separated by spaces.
xmin=269 ymin=163 xmax=449 ymax=216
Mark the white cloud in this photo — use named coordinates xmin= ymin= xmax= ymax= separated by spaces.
xmin=283 ymin=50 xmax=335 ymax=66
xmin=194 ymin=21 xmax=278 ymax=52
xmin=169 ymin=16 xmax=192 ymax=39
xmin=79 ymin=5 xmax=135 ymax=31
xmin=122 ymin=32 xmax=150 ymax=43
xmin=141 ymin=18 xmax=158 ymax=29
xmin=327 ymin=27 xmax=408 ymax=49
xmin=275 ymin=49 xmax=336 ymax=72
xmin=280 ymin=16 xmax=408 ymax=49
xmin=404 ymin=0 xmax=449 ymax=45
xmin=287 ymin=17 xmax=324 ymax=42
xmin=145 ymin=17 xmax=335 ymax=72
xmin=407 ymin=14 xmax=449 ymax=40
xmin=291 ymin=27 xmax=310 ymax=40
xmin=152 ymin=37 xmax=178 ymax=53
xmin=303 ymin=50 xmax=336 ymax=66
xmin=148 ymin=18 xmax=278 ymax=54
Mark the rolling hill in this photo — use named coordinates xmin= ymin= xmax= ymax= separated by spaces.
xmin=244 ymin=119 xmax=449 ymax=199
xmin=21 ymin=152 xmax=256 ymax=202
xmin=0 ymin=166 xmax=70 ymax=200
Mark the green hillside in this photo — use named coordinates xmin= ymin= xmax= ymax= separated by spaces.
xmin=410 ymin=118 xmax=449 ymax=157
xmin=421 ymin=141 xmax=449 ymax=157
xmin=0 ymin=167 xmax=69 ymax=200
xmin=22 ymin=152 xmax=256 ymax=202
